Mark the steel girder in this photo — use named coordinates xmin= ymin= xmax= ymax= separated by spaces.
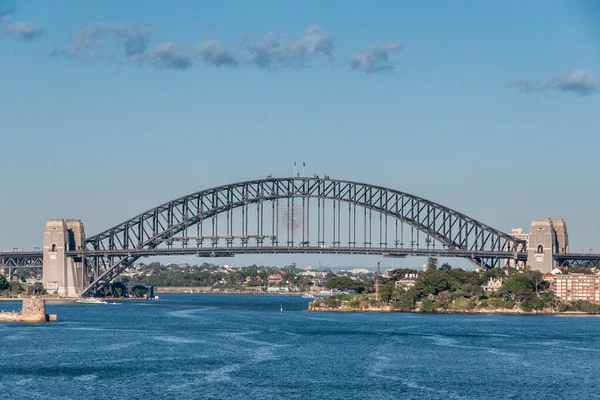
xmin=0 ymin=252 xmax=43 ymax=268
xmin=80 ymin=177 xmax=525 ymax=296
xmin=556 ymin=254 xmax=600 ymax=268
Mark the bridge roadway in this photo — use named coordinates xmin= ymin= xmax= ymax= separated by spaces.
xmin=2 ymin=249 xmax=600 ymax=272
xmin=70 ymin=247 xmax=528 ymax=261
xmin=4 ymin=248 xmax=600 ymax=265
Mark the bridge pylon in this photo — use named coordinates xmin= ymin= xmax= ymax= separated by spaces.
xmin=42 ymin=219 xmax=87 ymax=297
xmin=527 ymin=218 xmax=569 ymax=273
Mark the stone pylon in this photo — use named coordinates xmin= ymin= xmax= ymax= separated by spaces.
xmin=42 ymin=219 xmax=87 ymax=297
xmin=527 ymin=218 xmax=569 ymax=273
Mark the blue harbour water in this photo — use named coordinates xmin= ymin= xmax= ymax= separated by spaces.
xmin=1 ymin=294 xmax=599 ymax=399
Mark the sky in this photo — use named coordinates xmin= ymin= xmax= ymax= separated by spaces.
xmin=1 ymin=0 xmax=599 ymax=270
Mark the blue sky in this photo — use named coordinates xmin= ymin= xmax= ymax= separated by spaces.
xmin=1 ymin=0 xmax=599 ymax=269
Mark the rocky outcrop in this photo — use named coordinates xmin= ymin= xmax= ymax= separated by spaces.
xmin=0 ymin=299 xmax=57 ymax=323
xmin=308 ymin=300 xmax=560 ymax=315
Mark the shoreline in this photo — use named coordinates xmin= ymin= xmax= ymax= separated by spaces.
xmin=307 ymin=308 xmax=592 ymax=316
xmin=307 ymin=302 xmax=594 ymax=316
xmin=154 ymin=287 xmax=311 ymax=295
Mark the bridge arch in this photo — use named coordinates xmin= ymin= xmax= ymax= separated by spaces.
xmin=81 ymin=177 xmax=523 ymax=296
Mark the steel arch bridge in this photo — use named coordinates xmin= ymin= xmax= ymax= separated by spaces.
xmin=79 ymin=176 xmax=526 ymax=296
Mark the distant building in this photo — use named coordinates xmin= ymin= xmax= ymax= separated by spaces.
xmin=395 ymin=273 xmax=419 ymax=289
xmin=543 ymin=273 xmax=555 ymax=291
xmin=267 ymin=286 xmax=290 ymax=293
xmin=553 ymin=274 xmax=600 ymax=304
xmin=350 ymin=268 xmax=369 ymax=275
xmin=481 ymin=278 xmax=504 ymax=292
xmin=542 ymin=273 xmax=555 ymax=282
xmin=502 ymin=228 xmax=530 ymax=268
xmin=267 ymin=274 xmax=283 ymax=284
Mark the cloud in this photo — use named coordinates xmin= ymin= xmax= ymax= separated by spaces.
xmin=245 ymin=24 xmax=333 ymax=69
xmin=151 ymin=42 xmax=193 ymax=70
xmin=547 ymin=69 xmax=598 ymax=96
xmin=197 ymin=40 xmax=239 ymax=67
xmin=53 ymin=23 xmax=150 ymax=61
xmin=5 ymin=22 xmax=43 ymax=40
xmin=507 ymin=69 xmax=598 ymax=96
xmin=348 ymin=42 xmax=403 ymax=73
xmin=505 ymin=80 xmax=543 ymax=93
xmin=0 ymin=4 xmax=14 ymax=23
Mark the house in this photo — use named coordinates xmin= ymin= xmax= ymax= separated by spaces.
xmin=481 ymin=278 xmax=504 ymax=292
xmin=542 ymin=273 xmax=554 ymax=282
xmin=395 ymin=273 xmax=419 ymax=289
xmin=267 ymin=274 xmax=283 ymax=284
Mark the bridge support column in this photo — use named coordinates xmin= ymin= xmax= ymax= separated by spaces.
xmin=42 ymin=219 xmax=87 ymax=297
xmin=527 ymin=219 xmax=569 ymax=273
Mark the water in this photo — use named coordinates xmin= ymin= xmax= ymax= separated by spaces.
xmin=1 ymin=294 xmax=599 ymax=399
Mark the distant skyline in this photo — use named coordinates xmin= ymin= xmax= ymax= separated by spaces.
xmin=1 ymin=0 xmax=599 ymax=269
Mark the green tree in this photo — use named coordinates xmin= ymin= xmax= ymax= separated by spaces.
xmin=379 ymin=282 xmax=395 ymax=303
xmin=413 ymin=269 xmax=450 ymax=298
xmin=396 ymin=289 xmax=418 ymax=310
xmin=325 ymin=276 xmax=364 ymax=293
xmin=426 ymin=257 xmax=439 ymax=270
xmin=439 ymin=263 xmax=452 ymax=272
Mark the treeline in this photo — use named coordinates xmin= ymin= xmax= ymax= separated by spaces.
xmin=123 ymin=262 xmax=319 ymax=287
xmin=0 ymin=275 xmax=45 ymax=297
xmin=320 ymin=257 xmax=600 ymax=313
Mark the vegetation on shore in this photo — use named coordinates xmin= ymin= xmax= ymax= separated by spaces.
xmin=0 ymin=274 xmax=45 ymax=298
xmin=312 ymin=257 xmax=600 ymax=314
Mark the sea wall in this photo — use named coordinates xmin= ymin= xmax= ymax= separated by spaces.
xmin=0 ymin=299 xmax=57 ymax=323
xmin=308 ymin=301 xmax=559 ymax=315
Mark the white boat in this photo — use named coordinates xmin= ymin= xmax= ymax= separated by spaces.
xmin=301 ymin=294 xmax=315 ymax=299
xmin=75 ymin=298 xmax=107 ymax=305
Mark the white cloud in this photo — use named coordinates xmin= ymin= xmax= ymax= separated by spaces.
xmin=151 ymin=42 xmax=193 ymax=70
xmin=4 ymin=22 xmax=43 ymax=40
xmin=197 ymin=40 xmax=239 ymax=68
xmin=52 ymin=23 xmax=150 ymax=61
xmin=507 ymin=69 xmax=598 ymax=96
xmin=348 ymin=42 xmax=403 ymax=73
xmin=245 ymin=24 xmax=333 ymax=69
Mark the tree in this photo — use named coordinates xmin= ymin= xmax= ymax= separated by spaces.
xmin=426 ymin=257 xmax=438 ymax=270
xmin=439 ymin=263 xmax=452 ymax=272
xmin=0 ymin=274 xmax=8 ymax=291
xmin=413 ymin=269 xmax=450 ymax=298
xmin=396 ymin=288 xmax=418 ymax=310
xmin=379 ymin=282 xmax=394 ymax=303
xmin=325 ymin=276 xmax=364 ymax=293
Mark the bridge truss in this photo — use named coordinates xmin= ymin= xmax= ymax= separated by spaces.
xmin=80 ymin=177 xmax=526 ymax=296
xmin=0 ymin=252 xmax=43 ymax=268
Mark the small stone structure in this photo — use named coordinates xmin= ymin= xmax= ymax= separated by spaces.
xmin=0 ymin=299 xmax=57 ymax=323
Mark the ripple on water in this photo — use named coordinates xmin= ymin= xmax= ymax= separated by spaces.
xmin=154 ymin=335 xmax=203 ymax=344
xmin=3 ymin=294 xmax=600 ymax=400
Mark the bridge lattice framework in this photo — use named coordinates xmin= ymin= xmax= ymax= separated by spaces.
xmin=79 ymin=177 xmax=525 ymax=296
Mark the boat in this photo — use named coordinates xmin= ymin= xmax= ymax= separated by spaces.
xmin=75 ymin=298 xmax=107 ymax=305
xmin=301 ymin=294 xmax=315 ymax=299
